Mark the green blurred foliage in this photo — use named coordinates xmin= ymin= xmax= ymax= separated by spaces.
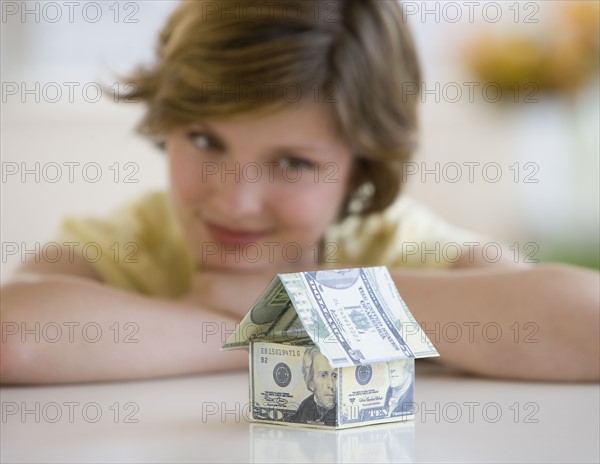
xmin=538 ymin=242 xmax=600 ymax=270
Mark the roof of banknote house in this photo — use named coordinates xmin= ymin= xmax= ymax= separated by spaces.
xmin=223 ymin=267 xmax=439 ymax=366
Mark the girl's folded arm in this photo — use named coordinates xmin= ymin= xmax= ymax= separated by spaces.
xmin=392 ymin=263 xmax=600 ymax=381
xmin=0 ymin=271 xmax=246 ymax=385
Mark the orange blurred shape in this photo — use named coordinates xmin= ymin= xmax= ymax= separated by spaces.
xmin=462 ymin=1 xmax=599 ymax=97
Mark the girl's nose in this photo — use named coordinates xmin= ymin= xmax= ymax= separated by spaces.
xmin=212 ymin=163 xmax=264 ymax=218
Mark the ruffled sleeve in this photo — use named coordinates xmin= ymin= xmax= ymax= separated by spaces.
xmin=56 ymin=191 xmax=195 ymax=298
xmin=325 ymin=196 xmax=487 ymax=269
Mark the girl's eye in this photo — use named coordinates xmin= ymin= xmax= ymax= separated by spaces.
xmin=188 ymin=132 xmax=220 ymax=151
xmin=277 ymin=156 xmax=316 ymax=171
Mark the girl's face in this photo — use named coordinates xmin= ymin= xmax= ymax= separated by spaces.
xmin=165 ymin=101 xmax=355 ymax=271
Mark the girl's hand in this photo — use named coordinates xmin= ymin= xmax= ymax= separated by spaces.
xmin=179 ymin=270 xmax=272 ymax=319
xmin=179 ymin=264 xmax=322 ymax=320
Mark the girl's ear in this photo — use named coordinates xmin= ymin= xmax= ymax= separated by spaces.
xmin=346 ymin=157 xmax=366 ymax=192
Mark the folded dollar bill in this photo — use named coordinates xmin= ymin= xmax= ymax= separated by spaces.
xmin=223 ymin=266 xmax=439 ymax=429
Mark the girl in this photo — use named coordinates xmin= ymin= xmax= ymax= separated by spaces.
xmin=1 ymin=0 xmax=598 ymax=384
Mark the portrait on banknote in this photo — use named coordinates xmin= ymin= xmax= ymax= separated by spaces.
xmin=313 ymin=269 xmax=361 ymax=290
xmin=339 ymin=359 xmax=415 ymax=425
xmin=251 ymin=342 xmax=339 ymax=427
xmin=287 ymin=346 xmax=338 ymax=426
xmin=384 ymin=359 xmax=414 ymax=417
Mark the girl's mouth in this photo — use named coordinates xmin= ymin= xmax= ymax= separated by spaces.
xmin=204 ymin=221 xmax=273 ymax=246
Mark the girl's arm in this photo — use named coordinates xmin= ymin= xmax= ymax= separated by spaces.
xmin=392 ymin=264 xmax=599 ymax=381
xmin=0 ymin=245 xmax=315 ymax=385
xmin=0 ymin=272 xmax=246 ymax=384
xmin=168 ymin=253 xmax=599 ymax=381
xmin=3 ymin=245 xmax=597 ymax=383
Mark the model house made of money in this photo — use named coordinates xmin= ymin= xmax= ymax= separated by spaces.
xmin=222 ymin=266 xmax=439 ymax=429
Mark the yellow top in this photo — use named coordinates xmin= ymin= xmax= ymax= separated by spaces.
xmin=57 ymin=191 xmax=482 ymax=298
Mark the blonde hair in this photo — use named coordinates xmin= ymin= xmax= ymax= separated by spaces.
xmin=122 ymin=0 xmax=422 ymax=217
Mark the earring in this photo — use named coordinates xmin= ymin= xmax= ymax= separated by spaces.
xmin=346 ymin=183 xmax=375 ymax=215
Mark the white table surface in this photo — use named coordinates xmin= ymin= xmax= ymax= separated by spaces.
xmin=2 ymin=363 xmax=598 ymax=463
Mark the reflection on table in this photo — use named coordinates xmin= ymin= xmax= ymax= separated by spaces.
xmin=1 ymin=367 xmax=599 ymax=463
xmin=251 ymin=421 xmax=415 ymax=463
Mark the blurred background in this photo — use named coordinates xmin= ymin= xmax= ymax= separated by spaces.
xmin=1 ymin=0 xmax=599 ymax=281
